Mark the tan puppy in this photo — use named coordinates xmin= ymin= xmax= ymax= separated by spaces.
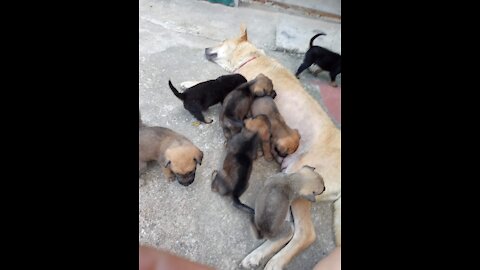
xmin=219 ymin=74 xmax=276 ymax=141
xmin=203 ymin=25 xmax=341 ymax=270
xmin=251 ymin=96 xmax=301 ymax=164
xmin=252 ymin=166 xmax=325 ymax=240
xmin=139 ymin=112 xmax=203 ymax=186
xmin=244 ymin=114 xmax=273 ymax=161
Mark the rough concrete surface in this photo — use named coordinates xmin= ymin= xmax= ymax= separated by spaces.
xmin=139 ymin=0 xmax=341 ymax=269
xmin=275 ymin=19 xmax=341 ymax=54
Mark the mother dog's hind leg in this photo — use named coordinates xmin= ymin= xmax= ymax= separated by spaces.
xmin=263 ymin=199 xmax=316 ymax=270
xmin=240 ymin=216 xmax=294 ymax=269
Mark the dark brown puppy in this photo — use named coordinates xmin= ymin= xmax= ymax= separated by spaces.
xmin=211 ymin=127 xmax=259 ymax=215
xmin=250 ymin=96 xmax=301 ymax=163
xmin=168 ymin=74 xmax=247 ymax=123
xmin=139 ymin=112 xmax=203 ymax=186
xmin=219 ymin=73 xmax=276 ymax=140
xmin=244 ymin=114 xmax=273 ymax=161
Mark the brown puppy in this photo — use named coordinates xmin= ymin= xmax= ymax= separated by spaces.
xmin=251 ymin=96 xmax=301 ymax=163
xmin=211 ymin=127 xmax=259 ymax=215
xmin=219 ymin=74 xmax=276 ymax=141
xmin=244 ymin=114 xmax=273 ymax=161
xmin=139 ymin=113 xmax=203 ymax=186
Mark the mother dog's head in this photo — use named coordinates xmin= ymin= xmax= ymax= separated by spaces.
xmin=205 ymin=25 xmax=259 ymax=72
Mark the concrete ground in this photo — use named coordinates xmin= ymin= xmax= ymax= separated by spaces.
xmin=139 ymin=0 xmax=341 ymax=269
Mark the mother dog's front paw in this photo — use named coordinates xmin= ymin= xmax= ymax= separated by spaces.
xmin=264 ymin=258 xmax=286 ymax=270
xmin=240 ymin=252 xmax=263 ymax=269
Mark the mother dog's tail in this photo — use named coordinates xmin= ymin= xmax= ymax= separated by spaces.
xmin=309 ymin=33 xmax=326 ymax=48
xmin=168 ymin=80 xmax=185 ymax=100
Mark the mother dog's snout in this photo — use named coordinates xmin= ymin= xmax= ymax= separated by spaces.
xmin=205 ymin=48 xmax=217 ymax=61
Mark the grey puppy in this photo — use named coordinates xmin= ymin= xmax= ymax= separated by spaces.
xmin=251 ymin=166 xmax=325 ymax=239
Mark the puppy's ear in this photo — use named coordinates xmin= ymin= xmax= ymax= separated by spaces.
xmin=302 ymin=193 xmax=317 ymax=202
xmin=164 ymin=160 xmax=171 ymax=168
xmin=239 ymin=24 xmax=248 ymax=41
xmin=195 ymin=150 xmax=204 ymax=166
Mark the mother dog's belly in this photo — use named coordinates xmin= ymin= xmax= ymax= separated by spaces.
xmin=240 ymin=69 xmax=341 ymax=201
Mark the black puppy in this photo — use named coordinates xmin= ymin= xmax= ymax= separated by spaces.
xmin=295 ymin=33 xmax=341 ymax=87
xmin=211 ymin=127 xmax=259 ymax=215
xmin=168 ymin=74 xmax=247 ymax=123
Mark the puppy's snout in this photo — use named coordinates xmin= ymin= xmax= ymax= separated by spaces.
xmin=275 ymin=146 xmax=287 ymax=157
xmin=271 ymin=90 xmax=277 ymax=99
xmin=205 ymin=48 xmax=217 ymax=61
xmin=177 ymin=172 xmax=196 ymax=186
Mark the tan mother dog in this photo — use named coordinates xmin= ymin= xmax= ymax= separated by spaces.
xmin=202 ymin=26 xmax=341 ymax=270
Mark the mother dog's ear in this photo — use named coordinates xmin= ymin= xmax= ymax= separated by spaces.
xmin=194 ymin=150 xmax=204 ymax=166
xmin=239 ymin=24 xmax=248 ymax=41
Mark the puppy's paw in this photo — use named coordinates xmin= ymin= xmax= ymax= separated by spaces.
xmin=179 ymin=81 xmax=200 ymax=90
xmin=241 ymin=252 xmax=263 ymax=269
xmin=205 ymin=118 xmax=213 ymax=124
xmin=264 ymin=154 xmax=274 ymax=162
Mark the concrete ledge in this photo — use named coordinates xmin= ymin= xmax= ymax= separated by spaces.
xmin=242 ymin=0 xmax=341 ymax=20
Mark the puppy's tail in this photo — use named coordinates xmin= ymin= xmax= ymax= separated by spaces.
xmin=168 ymin=80 xmax=185 ymax=100
xmin=309 ymin=33 xmax=326 ymax=48
xmin=232 ymin=196 xmax=255 ymax=215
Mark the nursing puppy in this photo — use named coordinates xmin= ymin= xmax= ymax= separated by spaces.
xmin=244 ymin=114 xmax=273 ymax=161
xmin=252 ymin=166 xmax=325 ymax=239
xmin=211 ymin=127 xmax=260 ymax=215
xmin=295 ymin=33 xmax=341 ymax=87
xmin=168 ymin=73 xmax=247 ymax=123
xmin=219 ymin=74 xmax=275 ymax=140
xmin=251 ymin=96 xmax=300 ymax=163
xmin=139 ymin=112 xmax=203 ymax=186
